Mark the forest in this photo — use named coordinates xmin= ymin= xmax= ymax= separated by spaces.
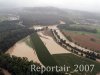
xmin=0 ymin=53 xmax=63 ymax=75
xmin=0 ymin=20 xmax=34 ymax=52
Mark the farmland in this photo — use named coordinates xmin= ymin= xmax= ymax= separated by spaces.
xmin=53 ymin=53 xmax=100 ymax=75
xmin=29 ymin=30 xmax=100 ymax=75
xmin=30 ymin=32 xmax=58 ymax=66
xmin=0 ymin=6 xmax=100 ymax=75
xmin=61 ymin=30 xmax=100 ymax=53
xmin=58 ymin=24 xmax=100 ymax=38
xmin=58 ymin=23 xmax=100 ymax=53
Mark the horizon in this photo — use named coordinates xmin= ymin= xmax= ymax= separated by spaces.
xmin=0 ymin=0 xmax=100 ymax=13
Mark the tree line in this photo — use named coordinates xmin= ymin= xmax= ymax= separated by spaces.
xmin=0 ymin=53 xmax=63 ymax=75
xmin=58 ymin=25 xmax=97 ymax=33
xmin=51 ymin=29 xmax=100 ymax=61
xmin=0 ymin=20 xmax=34 ymax=52
xmin=0 ymin=20 xmax=64 ymax=75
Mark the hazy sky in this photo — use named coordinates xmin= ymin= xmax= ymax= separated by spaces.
xmin=0 ymin=0 xmax=100 ymax=12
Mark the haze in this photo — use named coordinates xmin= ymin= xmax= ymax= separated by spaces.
xmin=0 ymin=0 xmax=100 ymax=13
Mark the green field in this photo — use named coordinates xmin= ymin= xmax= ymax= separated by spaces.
xmin=60 ymin=24 xmax=100 ymax=35
xmin=0 ymin=16 xmax=8 ymax=22
xmin=71 ymin=24 xmax=100 ymax=35
xmin=30 ymin=32 xmax=57 ymax=66
xmin=28 ymin=32 xmax=100 ymax=75
xmin=53 ymin=53 xmax=100 ymax=75
xmin=64 ymin=30 xmax=100 ymax=40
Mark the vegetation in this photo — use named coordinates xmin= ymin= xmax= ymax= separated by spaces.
xmin=0 ymin=20 xmax=34 ymax=52
xmin=60 ymin=29 xmax=100 ymax=52
xmin=51 ymin=29 xmax=100 ymax=60
xmin=0 ymin=28 xmax=34 ymax=52
xmin=0 ymin=29 xmax=64 ymax=75
xmin=58 ymin=25 xmax=98 ymax=33
xmin=28 ymin=33 xmax=64 ymax=75
xmin=90 ymin=38 xmax=96 ymax=42
xmin=0 ymin=53 xmax=41 ymax=75
xmin=0 ymin=20 xmax=22 ymax=32
xmin=53 ymin=53 xmax=100 ymax=75
xmin=66 ymin=36 xmax=73 ymax=42
xmin=25 ymin=36 xmax=33 ymax=48
xmin=0 ymin=53 xmax=65 ymax=75
xmin=19 ymin=7 xmax=74 ymax=26
xmin=30 ymin=33 xmax=58 ymax=66
xmin=20 ymin=13 xmax=60 ymax=26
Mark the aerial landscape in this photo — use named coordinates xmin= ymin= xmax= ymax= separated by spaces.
xmin=0 ymin=0 xmax=100 ymax=75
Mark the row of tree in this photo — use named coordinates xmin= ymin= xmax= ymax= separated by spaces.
xmin=0 ymin=20 xmax=64 ymax=75
xmin=51 ymin=29 xmax=100 ymax=61
xmin=0 ymin=53 xmax=62 ymax=75
xmin=58 ymin=25 xmax=97 ymax=33
xmin=0 ymin=53 xmax=40 ymax=75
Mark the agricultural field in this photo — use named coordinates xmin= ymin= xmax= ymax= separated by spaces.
xmin=0 ymin=6 xmax=100 ymax=75
xmin=58 ymin=24 xmax=100 ymax=53
xmin=67 ymin=24 xmax=100 ymax=38
xmin=30 ymin=32 xmax=58 ymax=66
xmin=61 ymin=30 xmax=100 ymax=53
xmin=0 ymin=15 xmax=12 ymax=22
xmin=29 ymin=31 xmax=100 ymax=75
xmin=53 ymin=53 xmax=100 ymax=75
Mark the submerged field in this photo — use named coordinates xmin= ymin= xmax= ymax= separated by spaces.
xmin=6 ymin=36 xmax=43 ymax=65
xmin=30 ymin=32 xmax=100 ymax=75
xmin=5 ymin=27 xmax=100 ymax=75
